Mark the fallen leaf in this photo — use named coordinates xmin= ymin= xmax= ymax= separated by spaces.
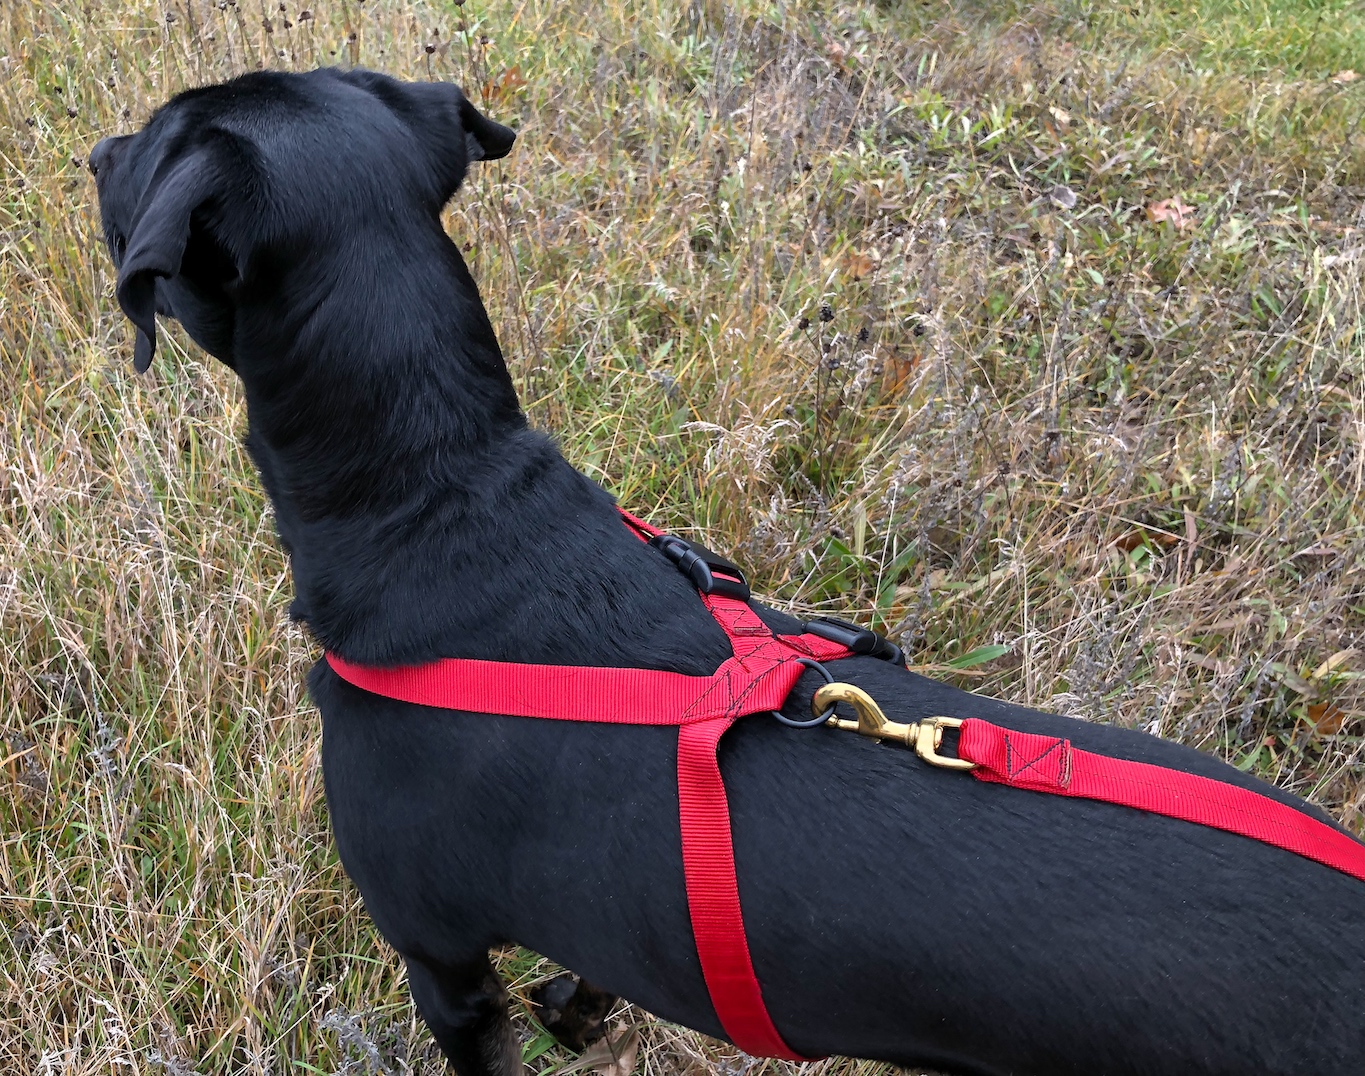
xmin=1187 ymin=652 xmax=1232 ymax=676
xmin=482 ymin=65 xmax=526 ymax=103
xmin=1331 ymin=69 xmax=1358 ymax=84
xmin=1094 ymin=149 xmax=1134 ymax=174
xmin=1048 ymin=105 xmax=1072 ymax=127
xmin=1307 ymin=702 xmax=1350 ymax=736
xmin=1312 ymin=649 xmax=1358 ymax=680
xmin=1146 ymin=197 xmax=1195 ymax=230
xmin=1114 ymin=527 xmax=1178 ymax=552
xmin=842 ymin=249 xmax=877 ymax=280
xmin=576 ymin=1027 xmax=639 ymax=1076
xmin=1049 ymin=183 xmax=1077 ymax=210
xmin=881 ymin=349 xmax=920 ymax=393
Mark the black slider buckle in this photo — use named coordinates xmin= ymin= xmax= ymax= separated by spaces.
xmin=649 ymin=534 xmax=751 ymax=602
xmin=803 ymin=615 xmax=905 ymax=666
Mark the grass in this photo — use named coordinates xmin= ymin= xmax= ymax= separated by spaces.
xmin=2 ymin=0 xmax=1364 ymax=1072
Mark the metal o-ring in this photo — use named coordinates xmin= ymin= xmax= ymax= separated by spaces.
xmin=771 ymin=658 xmax=837 ymax=728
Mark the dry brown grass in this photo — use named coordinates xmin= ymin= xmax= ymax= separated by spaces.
xmin=3 ymin=0 xmax=1364 ymax=1073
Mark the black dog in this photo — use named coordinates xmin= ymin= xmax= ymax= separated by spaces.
xmin=90 ymin=69 xmax=1365 ymax=1076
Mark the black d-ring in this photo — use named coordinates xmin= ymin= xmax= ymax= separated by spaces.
xmin=772 ymin=658 xmax=837 ymax=728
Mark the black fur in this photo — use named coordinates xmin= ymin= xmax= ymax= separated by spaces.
xmin=90 ymin=68 xmax=1365 ymax=1076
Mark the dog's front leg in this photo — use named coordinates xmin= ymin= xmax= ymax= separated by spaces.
xmin=404 ymin=952 xmax=524 ymax=1076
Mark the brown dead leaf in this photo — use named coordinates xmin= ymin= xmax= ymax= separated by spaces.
xmin=1308 ymin=702 xmax=1351 ymax=736
xmin=1146 ymin=197 xmax=1195 ymax=230
xmin=1047 ymin=106 xmax=1072 ymax=128
xmin=1313 ymin=649 xmax=1359 ymax=679
xmin=575 ymin=1026 xmax=639 ymax=1076
xmin=842 ymin=249 xmax=877 ymax=280
xmin=1331 ymin=69 xmax=1358 ymax=84
xmin=1048 ymin=184 xmax=1077 ymax=210
xmin=1114 ymin=527 xmax=1178 ymax=553
xmin=482 ymin=65 xmax=526 ymax=103
xmin=1187 ymin=652 xmax=1233 ymax=676
xmin=881 ymin=348 xmax=920 ymax=393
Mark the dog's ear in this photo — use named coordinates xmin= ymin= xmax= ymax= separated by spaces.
xmin=457 ymin=93 xmax=516 ymax=163
xmin=116 ymin=146 xmax=231 ymax=372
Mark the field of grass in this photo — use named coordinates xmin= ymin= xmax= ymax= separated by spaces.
xmin=3 ymin=0 xmax=1365 ymax=1072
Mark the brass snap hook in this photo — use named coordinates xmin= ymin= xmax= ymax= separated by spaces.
xmin=811 ymin=683 xmax=975 ymax=771
xmin=812 ymin=682 xmax=914 ymax=747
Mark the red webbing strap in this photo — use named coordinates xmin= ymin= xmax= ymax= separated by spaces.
xmin=959 ymin=719 xmax=1365 ymax=884
xmin=616 ymin=507 xmax=664 ymax=539
xmin=326 ymin=652 xmax=778 ymax=725
xmin=673 ymin=590 xmax=844 ymax=1060
xmin=678 ymin=715 xmax=805 ymax=1060
xmin=324 ymin=635 xmax=844 ymax=726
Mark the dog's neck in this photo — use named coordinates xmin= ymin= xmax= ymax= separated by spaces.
xmin=235 ymin=236 xmax=733 ymax=672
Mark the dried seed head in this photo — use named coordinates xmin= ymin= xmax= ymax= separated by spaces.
xmin=819 ymin=303 xmax=834 ymax=322
xmin=857 ymin=326 xmax=869 ymax=343
xmin=798 ymin=316 xmax=810 ymax=331
xmin=424 ymin=43 xmax=436 ymax=54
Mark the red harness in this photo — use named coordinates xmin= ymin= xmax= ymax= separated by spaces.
xmin=327 ymin=509 xmax=1365 ymax=1060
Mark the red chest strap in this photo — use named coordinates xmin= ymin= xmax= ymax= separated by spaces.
xmin=327 ymin=509 xmax=851 ymax=1060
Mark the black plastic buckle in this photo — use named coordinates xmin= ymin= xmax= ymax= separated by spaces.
xmin=649 ymin=534 xmax=751 ymax=602
xmin=803 ymin=615 xmax=905 ymax=666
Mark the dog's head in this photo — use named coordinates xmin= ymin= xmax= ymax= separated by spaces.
xmin=90 ymin=68 xmax=514 ymax=373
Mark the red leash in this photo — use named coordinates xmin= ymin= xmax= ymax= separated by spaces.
xmin=958 ymin=721 xmax=1365 ymax=884
xmin=327 ymin=508 xmax=1365 ymax=1059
